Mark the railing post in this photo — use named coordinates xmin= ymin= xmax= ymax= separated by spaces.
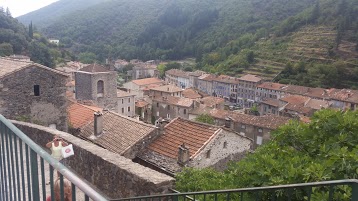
xmin=352 ymin=183 xmax=358 ymax=201
xmin=30 ymin=149 xmax=40 ymax=201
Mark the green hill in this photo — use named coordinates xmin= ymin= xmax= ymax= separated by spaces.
xmin=17 ymin=0 xmax=105 ymax=29
xmin=19 ymin=0 xmax=316 ymax=62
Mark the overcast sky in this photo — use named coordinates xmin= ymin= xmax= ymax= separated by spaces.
xmin=0 ymin=0 xmax=58 ymax=17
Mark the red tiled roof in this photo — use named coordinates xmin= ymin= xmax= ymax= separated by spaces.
xmin=165 ymin=69 xmax=189 ymax=78
xmin=132 ymin=78 xmax=164 ymax=86
xmin=67 ymin=102 xmax=102 ymax=129
xmin=147 ymin=118 xmax=221 ymax=159
xmin=328 ymin=89 xmax=358 ymax=103
xmin=65 ymin=81 xmax=75 ymax=87
xmin=136 ymin=100 xmax=149 ymax=108
xmin=153 ymin=96 xmax=193 ymax=107
xmin=261 ymin=98 xmax=280 ymax=107
xmin=238 ymin=74 xmax=262 ymax=82
xmin=199 ymin=96 xmax=225 ymax=108
xmin=213 ymin=75 xmax=240 ymax=84
xmin=182 ymin=88 xmax=202 ymax=99
xmin=257 ymin=82 xmax=286 ymax=90
xmin=280 ymin=95 xmax=310 ymax=105
xmin=79 ymin=63 xmax=109 ymax=73
xmin=150 ymin=84 xmax=183 ymax=93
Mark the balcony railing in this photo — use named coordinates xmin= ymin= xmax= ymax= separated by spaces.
xmin=0 ymin=114 xmax=108 ymax=201
xmin=112 ymin=179 xmax=358 ymax=201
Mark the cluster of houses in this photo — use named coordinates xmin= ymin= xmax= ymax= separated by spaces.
xmin=1 ymin=56 xmax=357 ymax=177
xmin=114 ymin=59 xmax=160 ymax=80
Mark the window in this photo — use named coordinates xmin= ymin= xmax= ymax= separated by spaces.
xmin=183 ymin=109 xmax=187 ymax=114
xmin=121 ymin=99 xmax=124 ymax=104
xmin=121 ymin=108 xmax=124 ymax=113
xmin=258 ymin=128 xmax=263 ymax=133
xmin=256 ymin=136 xmax=263 ymax=145
xmin=241 ymin=124 xmax=246 ymax=129
xmin=206 ymin=150 xmax=211 ymax=158
xmin=97 ymin=80 xmax=104 ymax=97
xmin=156 ymin=111 xmax=159 ymax=116
xmin=157 ymin=103 xmax=159 ymax=107
xmin=34 ymin=85 xmax=40 ymax=96
xmin=167 ymin=105 xmax=170 ymax=110
xmin=223 ymin=141 xmax=227 ymax=149
xmin=166 ymin=113 xmax=170 ymax=118
xmin=128 ymin=98 xmax=130 ymax=103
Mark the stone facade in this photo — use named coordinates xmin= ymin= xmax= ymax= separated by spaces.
xmin=152 ymin=98 xmax=193 ymax=120
xmin=0 ymin=65 xmax=68 ymax=131
xmin=75 ymin=70 xmax=118 ymax=110
xmin=189 ymin=129 xmax=252 ymax=170
xmin=117 ymin=93 xmax=136 ymax=117
xmin=13 ymin=121 xmax=174 ymax=199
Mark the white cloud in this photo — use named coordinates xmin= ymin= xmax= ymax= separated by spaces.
xmin=0 ymin=0 xmax=58 ymax=17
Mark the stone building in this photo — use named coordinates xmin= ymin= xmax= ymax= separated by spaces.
xmin=75 ymin=64 xmax=118 ymax=110
xmin=209 ymin=109 xmax=291 ymax=148
xmin=197 ymin=74 xmax=215 ymax=96
xmin=136 ymin=118 xmax=253 ymax=175
xmin=135 ymin=99 xmax=152 ymax=123
xmin=213 ymin=75 xmax=239 ymax=102
xmin=165 ymin=69 xmax=190 ymax=89
xmin=131 ymin=64 xmax=159 ymax=80
xmin=117 ymin=90 xmax=136 ymax=117
xmin=152 ymin=96 xmax=194 ymax=120
xmin=123 ymin=77 xmax=164 ymax=98
xmin=0 ymin=58 xmax=69 ymax=131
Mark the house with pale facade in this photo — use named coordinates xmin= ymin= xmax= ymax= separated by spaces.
xmin=148 ymin=84 xmax=183 ymax=99
xmin=165 ymin=69 xmax=190 ymax=89
xmin=117 ymin=90 xmax=136 ymax=117
xmin=123 ymin=77 xmax=164 ymax=98
xmin=152 ymin=96 xmax=194 ymax=120
xmin=237 ymin=74 xmax=263 ymax=107
xmin=136 ymin=118 xmax=253 ymax=175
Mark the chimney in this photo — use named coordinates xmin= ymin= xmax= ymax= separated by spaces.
xmin=178 ymin=143 xmax=190 ymax=165
xmin=156 ymin=117 xmax=169 ymax=134
xmin=94 ymin=112 xmax=103 ymax=136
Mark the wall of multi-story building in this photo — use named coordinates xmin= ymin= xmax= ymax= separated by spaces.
xmin=198 ymin=79 xmax=213 ymax=95
xmin=178 ymin=77 xmax=190 ymax=89
xmin=149 ymin=90 xmax=182 ymax=98
xmin=75 ymin=71 xmax=118 ymax=109
xmin=237 ymin=81 xmax=260 ymax=107
xmin=152 ymin=100 xmax=191 ymax=120
xmin=213 ymin=81 xmax=231 ymax=100
xmin=118 ymin=95 xmax=136 ymax=117
xmin=0 ymin=66 xmax=68 ymax=131
xmin=255 ymin=88 xmax=283 ymax=102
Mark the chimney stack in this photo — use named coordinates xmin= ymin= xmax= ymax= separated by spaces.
xmin=178 ymin=143 xmax=190 ymax=165
xmin=94 ymin=112 xmax=103 ymax=136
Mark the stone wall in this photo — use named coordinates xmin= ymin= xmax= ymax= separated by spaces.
xmin=12 ymin=120 xmax=174 ymax=199
xmin=152 ymin=101 xmax=191 ymax=120
xmin=117 ymin=95 xmax=135 ymax=117
xmin=75 ymin=71 xmax=118 ymax=110
xmin=0 ymin=66 xmax=68 ymax=131
xmin=189 ymin=129 xmax=252 ymax=170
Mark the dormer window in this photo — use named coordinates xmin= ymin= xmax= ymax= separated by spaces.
xmin=97 ymin=80 xmax=104 ymax=97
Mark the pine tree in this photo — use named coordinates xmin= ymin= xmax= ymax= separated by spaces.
xmin=29 ymin=22 xmax=34 ymax=39
xmin=5 ymin=7 xmax=11 ymax=17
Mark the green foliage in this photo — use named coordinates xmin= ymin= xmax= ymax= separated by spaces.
xmin=78 ymin=52 xmax=96 ymax=64
xmin=0 ymin=42 xmax=13 ymax=56
xmin=176 ymin=110 xmax=358 ymax=200
xmin=29 ymin=41 xmax=55 ymax=68
xmin=194 ymin=114 xmax=215 ymax=125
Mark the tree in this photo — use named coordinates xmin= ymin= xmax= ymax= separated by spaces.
xmin=29 ymin=21 xmax=33 ymax=39
xmin=176 ymin=110 xmax=358 ymax=200
xmin=0 ymin=43 xmax=13 ymax=56
xmin=5 ymin=7 xmax=11 ymax=17
xmin=78 ymin=52 xmax=97 ymax=64
xmin=194 ymin=114 xmax=215 ymax=125
xmin=29 ymin=41 xmax=55 ymax=68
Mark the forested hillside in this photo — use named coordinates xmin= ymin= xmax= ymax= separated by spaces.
xmin=0 ymin=8 xmax=72 ymax=67
xmin=23 ymin=0 xmax=316 ymax=61
xmin=17 ymin=0 xmax=358 ymax=88
xmin=17 ymin=0 xmax=105 ymax=29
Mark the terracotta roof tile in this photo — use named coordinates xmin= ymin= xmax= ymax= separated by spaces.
xmin=136 ymin=100 xmax=150 ymax=108
xmin=79 ymin=111 xmax=156 ymax=155
xmin=147 ymin=118 xmax=221 ymax=159
xmin=238 ymin=74 xmax=262 ymax=82
xmin=132 ymin=78 xmax=164 ymax=86
xmin=79 ymin=63 xmax=109 ymax=73
xmin=213 ymin=75 xmax=240 ymax=84
xmin=257 ymin=82 xmax=286 ymax=90
xmin=280 ymin=95 xmax=310 ymax=105
xmin=153 ymin=96 xmax=193 ymax=107
xmin=67 ymin=102 xmax=102 ymax=129
xmin=304 ymin=99 xmax=330 ymax=110
xmin=261 ymin=98 xmax=280 ymax=107
xmin=150 ymin=84 xmax=183 ymax=93
xmin=199 ymin=96 xmax=225 ymax=108
xmin=165 ymin=69 xmax=189 ymax=78
xmin=328 ymin=89 xmax=358 ymax=104
xmin=182 ymin=88 xmax=202 ymax=99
